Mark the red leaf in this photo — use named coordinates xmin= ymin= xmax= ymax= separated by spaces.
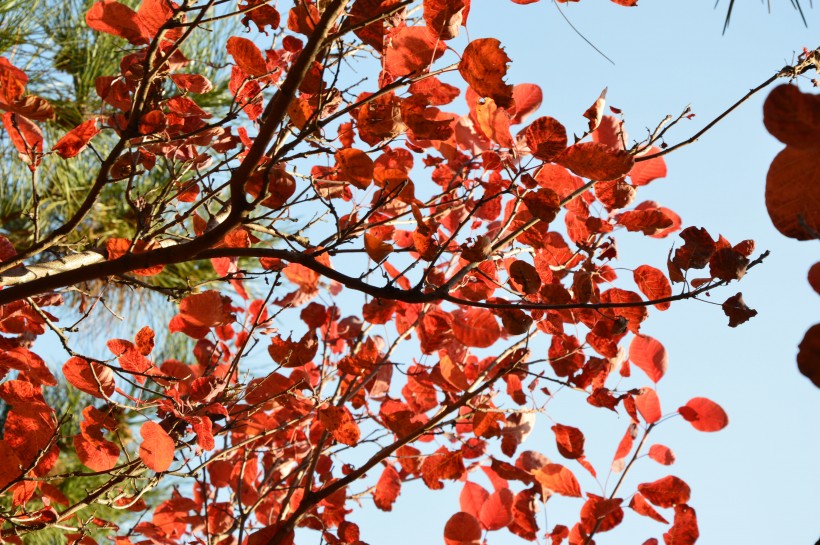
xmin=444 ymin=512 xmax=482 ymax=545
xmin=423 ymin=0 xmax=469 ymax=40
xmin=633 ymin=265 xmax=672 ymax=311
xmin=579 ymin=494 xmax=623 ymax=533
xmin=634 ymin=387 xmax=661 ymax=424
xmin=765 ymin=145 xmax=820 ymax=240
xmin=630 ymin=147 xmax=667 ymax=186
xmin=52 ymin=119 xmax=99 ymax=158
xmin=0 ymin=441 xmax=23 ymax=490
xmin=509 ymin=83 xmax=542 ymax=125
xmin=763 ymin=84 xmax=820 ymax=148
xmin=556 ymin=142 xmax=634 ymax=181
xmin=663 ymin=504 xmax=699 ymax=545
xmin=452 ymin=307 xmax=501 ymax=348
xmin=318 ymin=405 xmax=360 ymax=446
xmin=629 ymin=492 xmax=668 ymax=524
xmin=384 ymin=25 xmax=446 ymax=77
xmin=373 ymin=465 xmax=401 ymax=511
xmin=2 ymin=112 xmax=43 ymax=169
xmin=628 ymin=335 xmax=667 ymax=383
xmin=171 ymin=74 xmax=213 ymax=94
xmin=226 ymin=36 xmax=268 ymax=77
xmin=268 ymin=331 xmax=318 ymax=368
xmin=459 ymin=38 xmax=514 ymax=109
xmin=582 ymin=87 xmax=607 ymax=132
xmin=611 ymin=423 xmax=637 ymax=473
xmin=721 ymin=292 xmax=757 ymax=328
xmin=709 ymin=248 xmax=749 ymax=281
xmin=551 ymin=424 xmax=585 ymax=459
xmin=86 ymin=0 xmax=146 ymax=44
xmin=531 ymin=463 xmax=582 ymax=497
xmin=106 ymin=238 xmax=164 ymax=276
xmin=336 ymin=148 xmax=374 ymax=189
xmin=525 ymin=116 xmax=567 ymax=161
xmin=648 ymin=444 xmax=676 ymax=465
xmin=421 ymin=447 xmax=465 ymax=489
xmin=797 ymin=323 xmax=820 ymax=388
xmin=139 ymin=421 xmax=175 ymax=472
xmin=638 ymin=475 xmax=691 ymax=508
xmin=509 ymin=260 xmax=541 ymax=294
xmin=63 ymin=357 xmax=115 ymax=399
xmin=479 ymin=488 xmax=514 ymax=531
xmin=678 ymin=397 xmax=728 ymax=432
xmin=459 ymin=481 xmax=489 ymax=519
xmin=75 ymin=429 xmax=119 ymax=472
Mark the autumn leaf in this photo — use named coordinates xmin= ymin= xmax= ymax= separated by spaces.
xmin=226 ymin=36 xmax=268 ymax=77
xmin=765 ymin=145 xmax=820 ymax=240
xmin=763 ymin=84 xmax=820 ymax=148
xmin=384 ymin=25 xmax=446 ymax=77
xmin=451 ymin=307 xmax=501 ymax=348
xmin=444 ymin=512 xmax=482 ymax=545
xmin=556 ymin=142 xmax=634 ymax=181
xmin=525 ymin=116 xmax=567 ymax=161
xmin=139 ymin=421 xmax=175 ymax=472
xmin=52 ymin=118 xmax=100 ymax=158
xmin=63 ymin=357 xmax=115 ymax=399
xmin=678 ymin=397 xmax=728 ymax=432
xmin=629 ymin=492 xmax=668 ymax=524
xmin=459 ymin=38 xmax=514 ymax=109
xmin=336 ymin=148 xmax=374 ymax=189
xmin=479 ymin=488 xmax=514 ymax=530
xmin=531 ymin=463 xmax=582 ymax=497
xmin=721 ymin=292 xmax=757 ymax=327
xmin=663 ymin=504 xmax=700 ymax=545
xmin=628 ymin=334 xmax=667 ymax=383
xmin=634 ymin=387 xmax=661 ymax=424
xmin=318 ymin=405 xmax=361 ymax=446
xmin=638 ymin=475 xmax=690 ymax=508
xmin=373 ymin=465 xmax=401 ymax=511
xmin=648 ymin=444 xmax=676 ymax=465
xmin=551 ymin=424 xmax=585 ymax=459
xmin=459 ymin=481 xmax=489 ymax=519
xmin=633 ymin=265 xmax=672 ymax=310
xmin=797 ymin=323 xmax=820 ymax=388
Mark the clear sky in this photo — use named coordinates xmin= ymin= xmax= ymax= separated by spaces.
xmin=348 ymin=2 xmax=819 ymax=544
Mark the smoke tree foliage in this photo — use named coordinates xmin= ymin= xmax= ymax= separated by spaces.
xmin=0 ymin=0 xmax=817 ymax=544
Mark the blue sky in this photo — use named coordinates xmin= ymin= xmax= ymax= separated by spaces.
xmin=351 ymin=2 xmax=819 ymax=544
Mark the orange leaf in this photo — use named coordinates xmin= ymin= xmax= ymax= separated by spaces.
xmin=336 ymin=148 xmax=374 ymax=189
xmin=384 ymin=25 xmax=446 ymax=77
xmin=52 ymin=119 xmax=99 ymax=158
xmin=171 ymin=73 xmax=213 ymax=93
xmin=226 ymin=36 xmax=268 ymax=77
xmin=63 ymin=357 xmax=115 ymax=399
xmin=556 ymin=142 xmax=634 ymax=181
xmin=531 ymin=463 xmax=582 ymax=497
xmin=423 ymin=0 xmax=468 ymax=40
xmin=678 ymin=397 xmax=728 ymax=432
xmin=628 ymin=334 xmax=667 ymax=383
xmin=86 ymin=0 xmax=146 ymax=44
xmin=459 ymin=38 xmax=514 ymax=109
xmin=364 ymin=232 xmax=393 ymax=263
xmin=611 ymin=423 xmax=637 ymax=473
xmin=318 ymin=405 xmax=360 ymax=446
xmin=139 ymin=421 xmax=175 ymax=472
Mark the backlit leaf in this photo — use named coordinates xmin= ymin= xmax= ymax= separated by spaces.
xmin=139 ymin=421 xmax=175 ymax=472
xmin=648 ymin=444 xmax=676 ymax=465
xmin=318 ymin=405 xmax=360 ymax=446
xmin=633 ymin=265 xmax=672 ymax=311
xmin=52 ymin=119 xmax=99 ymax=158
xmin=444 ymin=512 xmax=482 ymax=545
xmin=628 ymin=335 xmax=667 ymax=383
xmin=459 ymin=38 xmax=514 ymax=109
xmin=531 ymin=463 xmax=582 ymax=497
xmin=678 ymin=397 xmax=728 ymax=432
xmin=551 ymin=424 xmax=585 ymax=459
xmin=226 ymin=36 xmax=268 ymax=77
xmin=556 ymin=142 xmax=634 ymax=181
xmin=638 ymin=475 xmax=690 ymax=508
